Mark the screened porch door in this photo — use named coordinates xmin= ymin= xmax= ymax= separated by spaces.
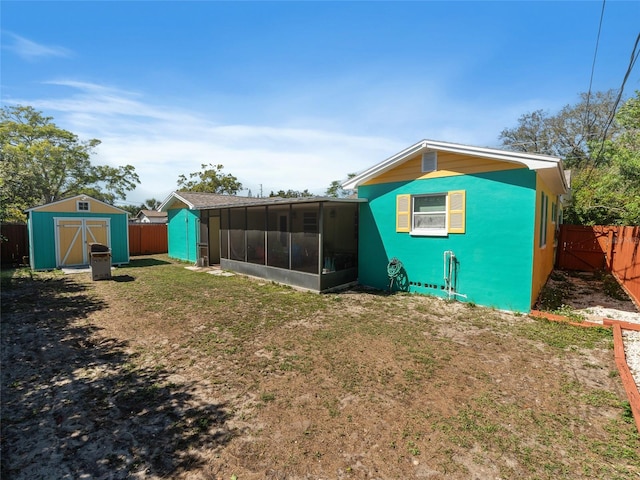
xmin=208 ymin=216 xmax=221 ymax=264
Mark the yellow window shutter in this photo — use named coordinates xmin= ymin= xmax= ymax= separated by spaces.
xmin=396 ymin=194 xmax=411 ymax=232
xmin=448 ymin=190 xmax=466 ymax=234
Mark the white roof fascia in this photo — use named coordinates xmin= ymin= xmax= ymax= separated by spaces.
xmin=537 ymin=163 xmax=569 ymax=195
xmin=158 ymin=191 xmax=196 ymax=212
xmin=342 ymin=139 xmax=564 ymax=191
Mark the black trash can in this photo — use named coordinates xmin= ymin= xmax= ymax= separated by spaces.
xmin=88 ymin=243 xmax=112 ymax=280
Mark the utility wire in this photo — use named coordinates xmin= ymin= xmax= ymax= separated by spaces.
xmin=584 ymin=0 xmax=607 ymax=130
xmin=591 ymin=31 xmax=640 ymax=166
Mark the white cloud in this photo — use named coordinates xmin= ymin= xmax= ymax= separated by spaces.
xmin=12 ymin=78 xmax=559 ymax=205
xmin=3 ymin=33 xmax=72 ymax=60
xmin=19 ymin=80 xmax=403 ymax=204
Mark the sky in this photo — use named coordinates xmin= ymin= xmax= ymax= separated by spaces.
xmin=2 ymin=1 xmax=639 ymax=207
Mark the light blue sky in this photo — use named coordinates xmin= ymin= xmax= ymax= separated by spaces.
xmin=2 ymin=1 xmax=639 ymax=206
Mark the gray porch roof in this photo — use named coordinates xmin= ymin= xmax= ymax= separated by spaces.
xmin=159 ymin=191 xmax=364 ymax=212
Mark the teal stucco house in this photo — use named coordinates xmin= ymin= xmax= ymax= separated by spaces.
xmin=161 ymin=139 xmax=567 ymax=312
xmin=342 ymin=139 xmax=568 ymax=312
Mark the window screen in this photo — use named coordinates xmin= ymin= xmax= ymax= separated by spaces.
xmin=413 ymin=195 xmax=446 ymax=230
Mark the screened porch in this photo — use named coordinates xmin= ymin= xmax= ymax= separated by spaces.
xmin=200 ymin=198 xmax=362 ymax=292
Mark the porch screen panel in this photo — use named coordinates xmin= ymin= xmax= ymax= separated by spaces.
xmin=291 ymin=203 xmax=319 ymax=274
xmin=229 ymin=207 xmax=246 ymax=261
xmin=267 ymin=204 xmax=290 ymax=269
xmin=322 ymin=203 xmax=358 ymax=272
xmin=247 ymin=206 xmax=266 ymax=265
xmin=220 ymin=209 xmax=229 ymax=259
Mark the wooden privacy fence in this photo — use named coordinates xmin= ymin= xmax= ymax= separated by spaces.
xmin=128 ymin=224 xmax=168 ymax=256
xmin=1 ymin=223 xmax=29 ymax=266
xmin=557 ymin=225 xmax=640 ymax=305
xmin=1 ymin=223 xmax=167 ymax=266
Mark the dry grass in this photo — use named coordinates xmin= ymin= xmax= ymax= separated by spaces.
xmin=1 ymin=255 xmax=638 ymax=479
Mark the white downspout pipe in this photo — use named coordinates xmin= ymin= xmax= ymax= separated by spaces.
xmin=443 ymin=250 xmax=467 ymax=300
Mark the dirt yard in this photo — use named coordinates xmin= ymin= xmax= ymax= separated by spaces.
xmin=2 ymin=258 xmax=639 ymax=479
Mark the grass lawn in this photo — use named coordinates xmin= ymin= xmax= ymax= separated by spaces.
xmin=1 ymin=255 xmax=638 ymax=479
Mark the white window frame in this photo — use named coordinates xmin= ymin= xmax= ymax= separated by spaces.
xmin=539 ymin=192 xmax=548 ymax=248
xmin=77 ymin=201 xmax=90 ymax=212
xmin=411 ymin=193 xmax=448 ymax=237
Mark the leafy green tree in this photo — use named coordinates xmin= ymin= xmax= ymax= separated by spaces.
xmin=325 ymin=173 xmax=356 ymax=197
xmin=268 ymin=189 xmax=313 ymax=198
xmin=119 ymin=204 xmax=141 ymax=217
xmin=568 ymin=91 xmax=640 ymax=225
xmin=142 ymin=198 xmax=161 ymax=210
xmin=499 ymin=90 xmax=621 ymax=169
xmin=499 ymin=90 xmax=640 ymax=225
xmin=177 ymin=163 xmax=242 ymax=194
xmin=0 ymin=105 xmax=140 ymax=222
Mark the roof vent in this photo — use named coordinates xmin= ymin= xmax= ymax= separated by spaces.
xmin=422 ymin=151 xmax=437 ymax=173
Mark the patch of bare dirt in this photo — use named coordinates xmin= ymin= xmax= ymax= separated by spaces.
xmin=541 ymin=269 xmax=640 ymax=323
xmin=2 ymin=265 xmax=638 ymax=480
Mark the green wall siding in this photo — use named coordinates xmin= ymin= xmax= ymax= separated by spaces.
xmin=167 ymin=208 xmax=200 ymax=262
xmin=29 ymin=211 xmax=129 ymax=270
xmin=358 ymin=168 xmax=537 ymax=312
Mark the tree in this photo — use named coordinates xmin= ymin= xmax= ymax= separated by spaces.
xmin=325 ymin=173 xmax=356 ymax=198
xmin=567 ymin=91 xmax=640 ymax=225
xmin=177 ymin=163 xmax=242 ymax=195
xmin=142 ymin=198 xmax=161 ymax=210
xmin=0 ymin=105 xmax=140 ymax=222
xmin=499 ymin=90 xmax=621 ymax=169
xmin=119 ymin=203 xmax=141 ymax=217
xmin=269 ymin=189 xmax=314 ymax=198
xmin=499 ymin=90 xmax=639 ymax=225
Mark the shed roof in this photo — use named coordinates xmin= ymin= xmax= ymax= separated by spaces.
xmin=25 ymin=194 xmax=128 ymax=214
xmin=342 ymin=139 xmax=568 ymax=195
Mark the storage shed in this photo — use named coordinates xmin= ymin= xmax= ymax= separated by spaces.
xmin=26 ymin=194 xmax=130 ymax=270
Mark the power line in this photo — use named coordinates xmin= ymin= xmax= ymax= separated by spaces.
xmin=591 ymin=31 xmax=640 ymax=166
xmin=584 ymin=0 xmax=607 ymax=123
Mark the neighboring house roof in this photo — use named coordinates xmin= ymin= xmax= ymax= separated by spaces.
xmin=25 ymin=194 xmax=128 ymax=214
xmin=159 ymin=191 xmax=364 ymax=212
xmin=136 ymin=209 xmax=168 ymax=221
xmin=342 ymin=139 xmax=568 ymax=195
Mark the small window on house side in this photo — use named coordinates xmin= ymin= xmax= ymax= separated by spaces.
xmin=77 ymin=201 xmax=90 ymax=212
xmin=421 ymin=151 xmax=437 ymax=173
xmin=539 ymin=193 xmax=548 ymax=248
xmin=412 ymin=194 xmax=447 ymax=236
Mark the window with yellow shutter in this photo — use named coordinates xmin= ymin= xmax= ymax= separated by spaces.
xmin=396 ymin=190 xmax=466 ymax=235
